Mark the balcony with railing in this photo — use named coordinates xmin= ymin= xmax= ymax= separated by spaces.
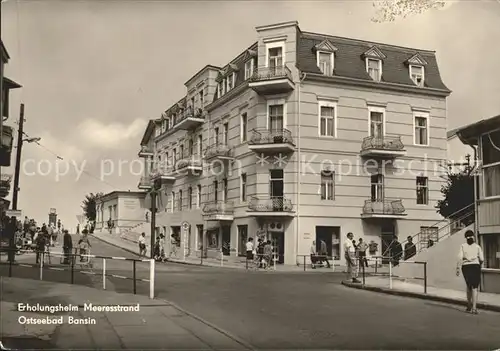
xmin=137 ymin=176 xmax=152 ymax=190
xmin=360 ymin=136 xmax=406 ymax=158
xmin=203 ymin=143 xmax=234 ymax=161
xmin=248 ymin=128 xmax=295 ymax=153
xmin=248 ymin=66 xmax=295 ymax=95
xmin=361 ymin=199 xmax=406 ymax=219
xmin=176 ymin=152 xmax=203 ymax=175
xmin=0 ymin=173 xmax=12 ymax=198
xmin=150 ymin=166 xmax=176 ymax=184
xmin=176 ymin=106 xmax=205 ymax=130
xmin=138 ymin=145 xmax=154 ymax=158
xmin=202 ymin=201 xmax=234 ymax=221
xmin=247 ymin=196 xmax=294 ymax=216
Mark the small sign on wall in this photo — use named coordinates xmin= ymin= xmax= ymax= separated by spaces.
xmin=496 ymin=252 xmax=500 ymax=259
xmin=303 ymin=233 xmax=311 ymax=240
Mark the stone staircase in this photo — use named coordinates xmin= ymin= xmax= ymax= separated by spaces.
xmin=120 ymin=221 xmax=151 ymax=244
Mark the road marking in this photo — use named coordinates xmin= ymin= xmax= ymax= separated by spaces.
xmin=140 ymin=279 xmax=150 ymax=282
xmin=49 ymin=267 xmax=64 ymax=271
xmin=81 ymin=271 xmax=96 ymax=275
xmin=111 ymin=257 xmax=126 ymax=260
xmin=19 ymin=264 xmax=32 ymax=267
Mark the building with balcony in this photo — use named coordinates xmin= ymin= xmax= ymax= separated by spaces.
xmin=137 ymin=21 xmax=450 ymax=265
xmin=456 ymin=114 xmax=500 ymax=293
xmin=95 ymin=191 xmax=148 ymax=234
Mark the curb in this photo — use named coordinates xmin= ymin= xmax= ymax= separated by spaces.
xmin=341 ymin=281 xmax=500 ymax=313
xmin=163 ymin=299 xmax=256 ymax=351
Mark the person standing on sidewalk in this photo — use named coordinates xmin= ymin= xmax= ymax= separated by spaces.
xmin=344 ymin=232 xmax=360 ymax=283
xmin=62 ymin=230 xmax=73 ymax=264
xmin=245 ymin=237 xmax=254 ymax=261
xmin=138 ymin=232 xmax=147 ymax=257
xmin=457 ymin=230 xmax=484 ymax=314
xmin=357 ymin=238 xmax=368 ymax=268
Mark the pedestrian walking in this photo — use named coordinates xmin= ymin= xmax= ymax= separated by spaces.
xmin=138 ymin=232 xmax=147 ymax=257
xmin=319 ymin=239 xmax=331 ymax=268
xmin=404 ymin=236 xmax=417 ymax=261
xmin=35 ymin=230 xmax=47 ymax=265
xmin=389 ymin=236 xmax=403 ymax=267
xmin=457 ymin=230 xmax=484 ymax=314
xmin=344 ymin=232 xmax=360 ymax=283
xmin=78 ymin=231 xmax=91 ymax=262
xmin=357 ymin=238 xmax=368 ymax=268
xmin=76 ymin=224 xmax=80 ymax=235
xmin=263 ymin=240 xmax=273 ymax=269
xmin=310 ymin=240 xmax=318 ymax=269
xmin=245 ymin=237 xmax=254 ymax=261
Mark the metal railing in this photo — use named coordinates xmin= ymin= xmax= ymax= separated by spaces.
xmin=177 ymin=155 xmax=203 ymax=170
xmin=361 ymin=136 xmax=405 ymax=152
xmin=203 ymin=143 xmax=232 ymax=159
xmin=249 ymin=128 xmax=294 ymax=146
xmin=201 ymin=201 xmax=234 ymax=215
xmin=248 ymin=195 xmax=293 ymax=212
xmin=362 ymin=199 xmax=406 ymax=215
xmin=0 ymin=248 xmax=155 ymax=298
xmin=249 ymin=66 xmax=293 ymax=82
xmin=177 ymin=107 xmax=205 ymax=123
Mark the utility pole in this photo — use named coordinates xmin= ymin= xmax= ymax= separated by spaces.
xmin=12 ymin=103 xmax=24 ymax=210
xmin=150 ymin=184 xmax=157 ymax=259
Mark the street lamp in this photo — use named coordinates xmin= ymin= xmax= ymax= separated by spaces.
xmin=23 ymin=137 xmax=41 ymax=143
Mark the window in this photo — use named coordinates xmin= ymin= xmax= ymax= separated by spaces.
xmin=370 ymin=174 xmax=384 ymax=202
xmin=226 ymin=73 xmax=234 ymax=91
xmin=420 ymin=226 xmax=438 ymax=246
xmin=172 ymin=148 xmax=177 ymax=167
xmin=188 ymin=186 xmax=193 ymax=209
xmin=188 ymin=139 xmax=193 ymax=157
xmin=213 ymin=181 xmax=218 ymax=202
xmin=483 ymin=234 xmax=500 ymax=269
xmin=171 ymin=191 xmax=175 ymax=212
xmin=199 ymin=90 xmax=204 ymax=107
xmin=483 ymin=162 xmax=500 ymax=198
xmin=416 ymin=176 xmax=429 ymax=205
xmin=319 ymin=103 xmax=336 ymax=137
xmin=241 ymin=113 xmax=248 ymax=142
xmin=237 ymin=225 xmax=248 ymax=256
xmin=481 ymin=130 xmax=500 ymax=165
xmin=223 ymin=123 xmax=229 ymax=145
xmin=197 ymin=184 xmax=202 ymax=208
xmin=414 ymin=115 xmax=429 ymax=146
xmin=190 ymin=97 xmax=195 ymax=109
xmin=178 ymin=190 xmax=183 ymax=211
xmin=410 ymin=65 xmax=424 ymax=87
xmin=367 ymin=58 xmax=382 ymax=82
xmin=214 ymin=127 xmax=219 ymax=145
xmin=197 ymin=134 xmax=203 ymax=156
xmin=320 ymin=169 xmax=335 ymax=200
xmin=240 ymin=173 xmax=247 ymax=202
xmin=223 ymin=178 xmax=228 ymax=201
xmin=317 ymin=51 xmax=333 ymax=76
xmin=244 ymin=59 xmax=254 ymax=80
xmin=217 ymin=82 xmax=223 ymax=97
xmin=268 ymin=46 xmax=283 ymax=69
xmin=269 ymin=104 xmax=284 ymax=132
xmin=180 ymin=144 xmax=184 ymax=159
xmin=369 ymin=109 xmax=384 ymax=138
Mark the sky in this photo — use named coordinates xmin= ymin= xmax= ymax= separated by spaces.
xmin=1 ymin=0 xmax=499 ymax=228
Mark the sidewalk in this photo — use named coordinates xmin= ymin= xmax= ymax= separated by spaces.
xmin=0 ymin=277 xmax=253 ymax=350
xmin=342 ymin=276 xmax=500 ymax=313
xmin=92 ymin=231 xmax=348 ymax=273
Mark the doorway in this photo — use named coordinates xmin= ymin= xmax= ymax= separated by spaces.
xmin=237 ymin=225 xmax=248 ymax=257
xmin=270 ymin=169 xmax=284 ymax=211
xmin=381 ymin=222 xmax=395 ymax=264
xmin=270 ymin=232 xmax=285 ymax=264
xmin=315 ymin=226 xmax=341 ymax=260
xmin=222 ymin=225 xmax=231 ymax=256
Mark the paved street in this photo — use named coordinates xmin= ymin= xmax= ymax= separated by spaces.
xmin=2 ymin=237 xmax=500 ymax=350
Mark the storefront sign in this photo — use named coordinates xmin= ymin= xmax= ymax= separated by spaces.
xmin=5 ymin=209 xmax=22 ymax=217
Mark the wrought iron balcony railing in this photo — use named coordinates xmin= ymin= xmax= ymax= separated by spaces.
xmin=177 ymin=107 xmax=205 ymax=123
xmin=248 ymin=196 xmax=293 ymax=212
xmin=249 ymin=66 xmax=293 ymax=82
xmin=249 ymin=128 xmax=294 ymax=146
xmin=361 ymin=136 xmax=404 ymax=152
xmin=362 ymin=199 xmax=406 ymax=216
xmin=204 ymin=143 xmax=233 ymax=159
xmin=202 ymin=201 xmax=234 ymax=215
xmin=177 ymin=155 xmax=203 ymax=170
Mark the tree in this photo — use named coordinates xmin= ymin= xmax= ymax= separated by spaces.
xmin=371 ymin=0 xmax=446 ymax=22
xmin=81 ymin=192 xmax=104 ymax=223
xmin=436 ymin=166 xmax=475 ymax=225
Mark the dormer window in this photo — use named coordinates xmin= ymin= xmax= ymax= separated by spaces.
xmin=410 ymin=65 xmax=424 ymax=87
xmin=226 ymin=72 xmax=235 ymax=91
xmin=406 ymin=53 xmax=428 ymax=88
xmin=244 ymin=59 xmax=254 ymax=80
xmin=367 ymin=58 xmax=382 ymax=82
xmin=314 ymin=40 xmax=337 ymax=77
xmin=317 ymin=52 xmax=334 ymax=76
xmin=362 ymin=46 xmax=386 ymax=83
xmin=217 ymin=82 xmax=223 ymax=97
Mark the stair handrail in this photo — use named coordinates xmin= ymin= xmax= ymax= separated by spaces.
xmin=382 ymin=202 xmax=475 ymax=258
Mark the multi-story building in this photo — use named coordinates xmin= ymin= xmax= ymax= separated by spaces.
xmin=95 ymin=191 xmax=148 ymax=234
xmin=456 ymin=114 xmax=500 ymax=293
xmin=137 ymin=21 xmax=451 ymax=266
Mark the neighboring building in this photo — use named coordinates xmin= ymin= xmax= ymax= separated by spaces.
xmin=0 ymin=41 xmax=21 ymax=211
xmin=95 ymin=191 xmax=148 ymax=234
xmin=447 ymin=128 xmax=474 ymax=173
xmin=456 ymin=114 xmax=500 ymax=293
xmin=138 ymin=21 xmax=451 ymax=266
